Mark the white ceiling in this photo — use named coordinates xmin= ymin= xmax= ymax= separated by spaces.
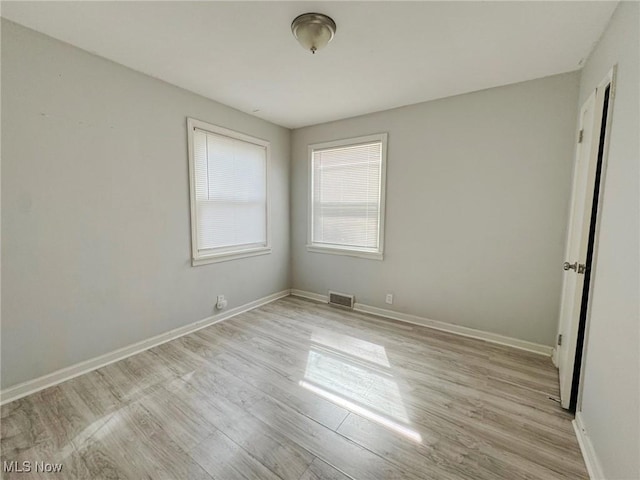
xmin=2 ymin=1 xmax=617 ymax=128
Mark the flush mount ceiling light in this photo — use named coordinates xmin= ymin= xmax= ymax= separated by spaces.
xmin=291 ymin=13 xmax=337 ymax=54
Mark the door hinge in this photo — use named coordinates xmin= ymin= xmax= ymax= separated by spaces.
xmin=578 ymin=129 xmax=584 ymax=143
xmin=557 ymin=334 xmax=563 ymax=346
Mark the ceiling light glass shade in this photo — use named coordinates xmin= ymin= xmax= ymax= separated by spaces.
xmin=291 ymin=13 xmax=336 ymax=54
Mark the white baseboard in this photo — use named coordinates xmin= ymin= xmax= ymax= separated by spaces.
xmin=573 ymin=412 xmax=605 ymax=480
xmin=1 ymin=288 xmax=553 ymax=405
xmin=0 ymin=289 xmax=291 ymax=405
xmin=290 ymin=289 xmax=553 ymax=356
xmin=290 ymin=289 xmax=327 ymax=303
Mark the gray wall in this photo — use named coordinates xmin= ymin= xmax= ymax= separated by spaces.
xmin=291 ymin=72 xmax=579 ymax=346
xmin=576 ymin=2 xmax=640 ymax=478
xmin=1 ymin=20 xmax=291 ymax=389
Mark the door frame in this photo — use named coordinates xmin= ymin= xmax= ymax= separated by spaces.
xmin=573 ymin=66 xmax=617 ymax=411
xmin=554 ymin=66 xmax=617 ymax=410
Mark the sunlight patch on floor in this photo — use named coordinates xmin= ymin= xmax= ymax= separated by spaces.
xmin=301 ymin=328 xmax=422 ymax=443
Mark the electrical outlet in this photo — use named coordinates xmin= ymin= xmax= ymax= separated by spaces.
xmin=216 ymin=295 xmax=227 ymax=310
xmin=385 ymin=293 xmax=393 ymax=305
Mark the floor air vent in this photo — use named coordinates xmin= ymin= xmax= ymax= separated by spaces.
xmin=328 ymin=291 xmax=355 ymax=309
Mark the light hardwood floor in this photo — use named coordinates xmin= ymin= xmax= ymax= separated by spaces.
xmin=1 ymin=296 xmax=588 ymax=479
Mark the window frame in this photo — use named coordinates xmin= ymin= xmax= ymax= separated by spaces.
xmin=307 ymin=133 xmax=388 ymax=260
xmin=187 ymin=117 xmax=271 ymax=266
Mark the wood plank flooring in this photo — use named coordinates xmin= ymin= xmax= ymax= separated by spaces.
xmin=1 ymin=296 xmax=588 ymax=479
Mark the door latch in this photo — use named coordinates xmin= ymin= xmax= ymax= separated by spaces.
xmin=563 ymin=261 xmax=577 ymax=271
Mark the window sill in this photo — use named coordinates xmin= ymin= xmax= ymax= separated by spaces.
xmin=192 ymin=247 xmax=271 ymax=266
xmin=306 ymin=244 xmax=383 ymax=260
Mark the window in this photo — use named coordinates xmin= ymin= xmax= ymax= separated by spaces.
xmin=308 ymin=133 xmax=387 ymax=260
xmin=187 ymin=118 xmax=270 ymax=265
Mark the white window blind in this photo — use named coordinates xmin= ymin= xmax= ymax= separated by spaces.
xmin=188 ymin=119 xmax=269 ymax=265
xmin=310 ymin=134 xmax=387 ymax=257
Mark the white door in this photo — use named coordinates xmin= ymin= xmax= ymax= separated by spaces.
xmin=557 ymin=90 xmax=601 ymax=408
